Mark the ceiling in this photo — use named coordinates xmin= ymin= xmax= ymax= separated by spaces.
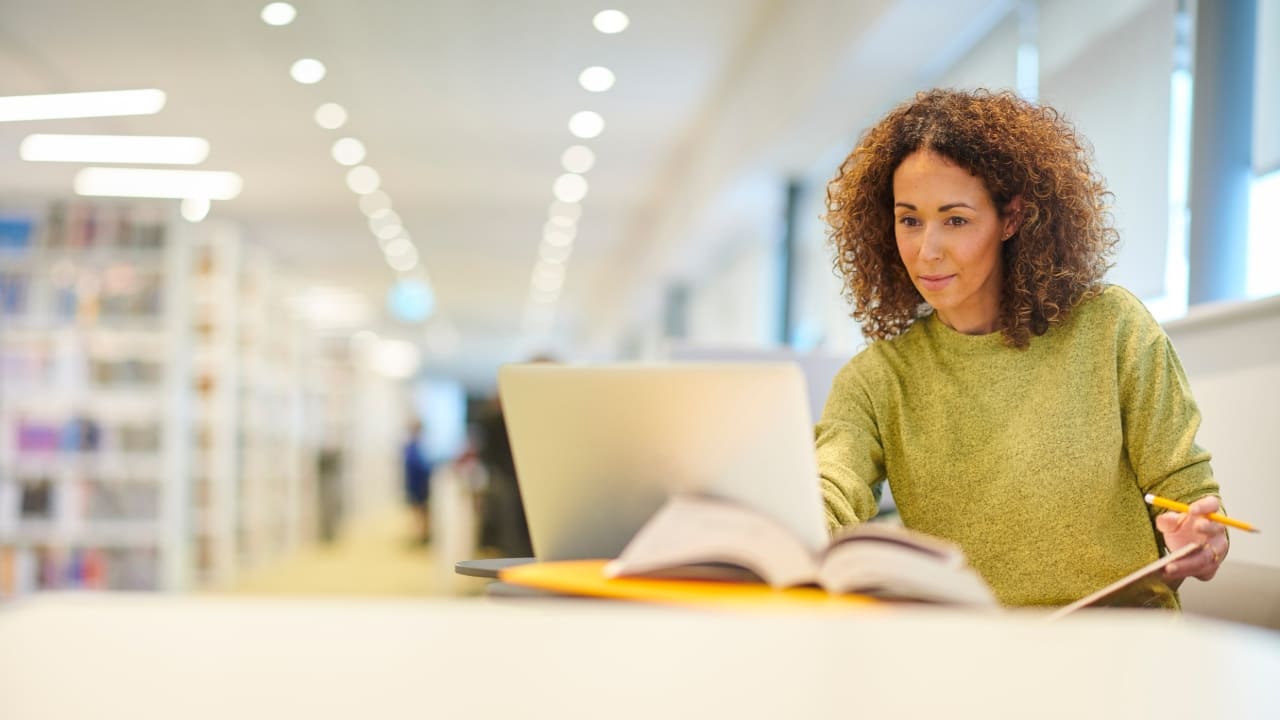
xmin=0 ymin=0 xmax=1015 ymax=390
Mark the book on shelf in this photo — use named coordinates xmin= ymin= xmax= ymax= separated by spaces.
xmin=604 ymin=494 xmax=999 ymax=607
xmin=0 ymin=214 xmax=35 ymax=251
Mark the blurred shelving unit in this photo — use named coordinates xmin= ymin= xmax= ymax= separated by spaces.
xmin=1 ymin=200 xmax=394 ymax=601
xmin=187 ymin=224 xmax=240 ymax=587
xmin=186 ymin=224 xmax=334 ymax=586
xmin=235 ymin=242 xmax=309 ymax=575
xmin=0 ymin=199 xmax=192 ymax=596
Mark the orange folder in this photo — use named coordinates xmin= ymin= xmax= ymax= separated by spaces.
xmin=499 ymin=559 xmax=880 ymax=613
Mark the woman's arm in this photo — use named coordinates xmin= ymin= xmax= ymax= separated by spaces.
xmin=815 ymin=367 xmax=887 ymax=534
xmin=1113 ymin=289 xmax=1224 ymax=580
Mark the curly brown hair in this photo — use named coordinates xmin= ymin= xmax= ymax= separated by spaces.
xmin=826 ymin=88 xmax=1119 ymax=348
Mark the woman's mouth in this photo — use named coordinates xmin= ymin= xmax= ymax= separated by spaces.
xmin=918 ymin=274 xmax=956 ymax=292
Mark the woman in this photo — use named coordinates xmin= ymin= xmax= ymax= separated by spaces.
xmin=818 ymin=88 xmax=1226 ymax=608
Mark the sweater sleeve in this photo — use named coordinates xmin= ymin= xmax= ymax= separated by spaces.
xmin=1115 ymin=291 xmax=1218 ymax=521
xmin=815 ymin=360 xmax=886 ymax=534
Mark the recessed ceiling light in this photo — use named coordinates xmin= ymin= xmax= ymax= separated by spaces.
xmin=20 ymin=134 xmax=210 ymax=165
xmin=359 ymin=190 xmax=392 ymax=215
xmin=531 ymin=262 xmax=566 ymax=292
xmin=74 ymin=167 xmax=243 ymax=200
xmin=548 ymin=200 xmax=582 ymax=223
xmin=374 ymin=222 xmax=404 ymax=241
xmin=561 ymin=145 xmax=596 ymax=174
xmin=260 ymin=2 xmax=297 ymax=26
xmin=331 ymin=137 xmax=366 ymax=166
xmin=387 ymin=253 xmax=418 ymax=273
xmin=290 ymin=58 xmax=326 ymax=84
xmin=181 ymin=198 xmax=212 ymax=223
xmin=568 ymin=111 xmax=604 ymax=139
xmin=543 ymin=229 xmax=574 ymax=248
xmin=593 ymin=10 xmax=629 ymax=34
xmin=386 ymin=241 xmax=419 ymax=272
xmin=544 ymin=222 xmax=576 ymax=243
xmin=0 ymin=89 xmax=165 ymax=122
xmin=384 ymin=237 xmax=415 ymax=258
xmin=314 ymin=103 xmax=347 ymax=129
xmin=346 ymin=165 xmax=380 ymax=194
xmin=369 ymin=209 xmax=402 ymax=235
xmin=578 ymin=66 xmax=615 ymax=93
xmin=552 ymin=173 xmax=588 ymax=203
xmin=377 ymin=232 xmax=407 ymax=253
xmin=540 ymin=242 xmax=573 ymax=264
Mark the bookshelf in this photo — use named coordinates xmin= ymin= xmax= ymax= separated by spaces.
xmin=187 ymin=224 xmax=240 ymax=586
xmin=0 ymin=198 xmax=191 ymax=596
xmin=1 ymin=200 xmax=385 ymax=599
xmin=186 ymin=228 xmax=335 ymax=582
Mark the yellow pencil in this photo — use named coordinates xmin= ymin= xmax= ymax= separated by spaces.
xmin=1144 ymin=494 xmax=1260 ymax=533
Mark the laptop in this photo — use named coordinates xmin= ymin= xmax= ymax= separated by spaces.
xmin=497 ymin=363 xmax=827 ymax=561
xmin=664 ymin=342 xmax=850 ymax=423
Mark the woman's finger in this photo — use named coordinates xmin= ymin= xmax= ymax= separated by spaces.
xmin=1168 ymin=553 xmax=1208 ymax=579
xmin=1195 ymin=517 xmax=1227 ymax=536
xmin=1187 ymin=495 xmax=1221 ymax=515
xmin=1155 ymin=510 xmax=1185 ymax=534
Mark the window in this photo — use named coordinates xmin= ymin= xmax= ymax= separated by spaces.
xmin=1247 ymin=170 xmax=1280 ymax=299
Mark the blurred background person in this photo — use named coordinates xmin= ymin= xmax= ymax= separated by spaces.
xmin=469 ymin=395 xmax=533 ymax=558
xmin=403 ymin=418 xmax=433 ymax=545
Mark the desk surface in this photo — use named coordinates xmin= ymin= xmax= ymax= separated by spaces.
xmin=2 ymin=594 xmax=1278 ymax=720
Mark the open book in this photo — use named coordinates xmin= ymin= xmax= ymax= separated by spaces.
xmin=603 ymin=494 xmax=999 ymax=607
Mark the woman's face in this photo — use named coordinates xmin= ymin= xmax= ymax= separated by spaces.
xmin=892 ymin=150 xmax=1020 ymax=335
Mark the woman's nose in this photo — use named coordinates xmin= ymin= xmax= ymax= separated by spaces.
xmin=919 ymin=225 xmax=945 ymax=261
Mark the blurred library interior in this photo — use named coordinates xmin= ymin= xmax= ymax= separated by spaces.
xmin=0 ymin=0 xmax=1278 ymax=661
xmin=2 ymin=1 xmax=1280 ymax=717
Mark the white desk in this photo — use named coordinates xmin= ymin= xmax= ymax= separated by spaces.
xmin=1 ymin=594 xmax=1278 ymax=719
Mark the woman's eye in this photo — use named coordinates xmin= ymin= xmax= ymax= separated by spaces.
xmin=945 ymin=216 xmax=968 ymax=226
xmin=898 ymin=216 xmax=920 ymax=227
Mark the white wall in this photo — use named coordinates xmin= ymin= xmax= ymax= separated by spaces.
xmin=1163 ymin=295 xmax=1280 ymax=567
xmin=344 ymin=372 xmax=405 ymax=521
xmin=1039 ymin=0 xmax=1176 ymax=302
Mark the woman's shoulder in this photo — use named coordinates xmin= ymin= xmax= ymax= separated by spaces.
xmin=1066 ymin=284 xmax=1159 ymax=332
xmin=1044 ymin=285 xmax=1169 ymax=361
xmin=832 ymin=322 xmax=925 ymax=386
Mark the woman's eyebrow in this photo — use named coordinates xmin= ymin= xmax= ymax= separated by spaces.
xmin=894 ymin=201 xmax=976 ymax=211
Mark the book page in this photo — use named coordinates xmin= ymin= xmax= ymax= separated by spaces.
xmin=604 ymin=494 xmax=820 ymax=588
xmin=816 ymin=533 xmax=999 ymax=607
xmin=1045 ymin=543 xmax=1200 ymax=620
xmin=824 ymin=522 xmax=967 ymax=565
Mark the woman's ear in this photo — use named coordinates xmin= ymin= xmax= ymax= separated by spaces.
xmin=1002 ymin=195 xmax=1024 ymax=240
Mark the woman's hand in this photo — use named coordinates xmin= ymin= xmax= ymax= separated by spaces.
xmin=1156 ymin=495 xmax=1229 ymax=582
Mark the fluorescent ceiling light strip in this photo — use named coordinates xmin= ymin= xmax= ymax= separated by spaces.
xmin=74 ymin=167 xmax=243 ymax=200
xmin=21 ymin=134 xmax=210 ymax=164
xmin=0 ymin=89 xmax=165 ymax=122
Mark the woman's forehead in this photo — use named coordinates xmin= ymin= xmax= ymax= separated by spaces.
xmin=892 ymin=151 xmax=991 ymax=200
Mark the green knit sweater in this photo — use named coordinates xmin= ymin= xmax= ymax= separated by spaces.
xmin=817 ymin=286 xmax=1217 ymax=608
